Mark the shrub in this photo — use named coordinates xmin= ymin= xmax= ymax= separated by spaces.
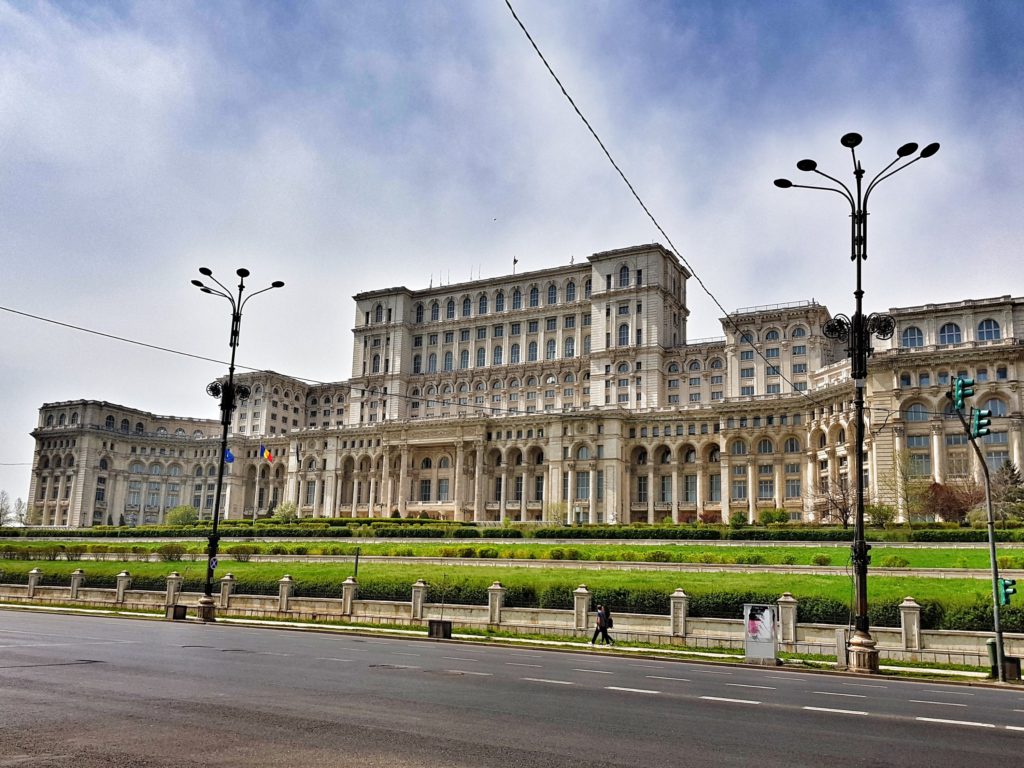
xmin=457 ymin=546 xmax=476 ymax=558
xmin=225 ymin=544 xmax=259 ymax=562
xmin=273 ymin=502 xmax=298 ymax=522
xmin=548 ymin=547 xmax=565 ymax=560
xmin=164 ymin=505 xmax=199 ymax=526
xmin=482 ymin=528 xmax=523 ymax=538
xmin=758 ymin=509 xmax=789 ymax=526
xmin=477 ymin=547 xmax=499 ymax=558
xmin=63 ymin=545 xmax=87 ymax=561
xmin=879 ymin=555 xmax=910 ymax=568
xmin=729 ymin=511 xmax=748 ymax=529
xmin=452 ymin=528 xmax=481 ymax=538
xmin=811 ymin=554 xmax=832 ymax=566
xmin=779 ymin=554 xmax=797 ymax=565
xmin=155 ymin=543 xmax=187 ymax=562
xmin=564 ymin=548 xmax=582 ymax=561
xmin=644 ymin=550 xmax=673 ymax=563
xmin=269 ymin=544 xmax=288 ymax=555
xmin=290 ymin=545 xmax=309 ymax=556
xmin=735 ymin=553 xmax=766 ymax=565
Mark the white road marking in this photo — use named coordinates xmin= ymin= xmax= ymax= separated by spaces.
xmin=727 ymin=683 xmax=776 ymax=690
xmin=446 ymin=670 xmax=492 ymax=676
xmin=393 ymin=652 xmax=420 ymax=657
xmin=522 ymin=677 xmax=574 ymax=685
xmin=573 ymin=668 xmax=614 ymax=674
xmin=258 ymin=652 xmax=291 ymax=657
xmin=916 ymin=717 xmax=995 ymax=728
xmin=701 ymin=670 xmax=733 ymax=675
xmin=606 ymin=686 xmax=660 ymax=695
xmin=813 ymin=691 xmax=866 ymax=698
xmin=700 ymin=696 xmax=760 ymax=705
xmin=646 ymin=675 xmax=691 ymax=682
xmin=506 ymin=662 xmax=542 ymax=668
xmin=315 ymin=657 xmax=353 ymax=663
xmin=0 ymin=641 xmax=131 ymax=649
xmin=842 ymin=682 xmax=887 ymax=689
xmin=1006 ymin=725 xmax=1024 ymax=732
xmin=921 ymin=689 xmax=973 ymax=696
xmin=766 ymin=676 xmax=799 ymax=682
xmin=910 ymin=700 xmax=967 ymax=707
xmin=442 ymin=657 xmax=478 ymax=662
xmin=629 ymin=664 xmax=665 ymax=669
xmin=803 ymin=706 xmax=868 ymax=716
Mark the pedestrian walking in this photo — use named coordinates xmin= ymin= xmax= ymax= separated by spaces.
xmin=590 ymin=604 xmax=614 ymax=646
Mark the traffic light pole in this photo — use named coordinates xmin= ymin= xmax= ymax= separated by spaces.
xmin=952 ymin=391 xmax=1006 ymax=682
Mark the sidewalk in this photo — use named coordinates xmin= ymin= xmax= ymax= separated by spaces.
xmin=1 ymin=600 xmax=991 ymax=680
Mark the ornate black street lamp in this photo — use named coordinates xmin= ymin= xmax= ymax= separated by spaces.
xmin=191 ymin=267 xmax=284 ymax=621
xmin=775 ymin=133 xmax=939 ymax=672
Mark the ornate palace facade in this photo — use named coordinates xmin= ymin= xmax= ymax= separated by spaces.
xmin=28 ymin=244 xmax=1024 ymax=527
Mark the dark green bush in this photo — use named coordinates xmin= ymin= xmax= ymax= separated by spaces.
xmin=879 ymin=555 xmax=910 ymax=568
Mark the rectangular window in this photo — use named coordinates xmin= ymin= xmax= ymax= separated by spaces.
xmin=741 ymin=386 xmax=755 ymax=396
xmin=668 ymin=394 xmax=680 ymax=404
xmin=618 ymin=304 xmax=630 ymax=315
xmin=660 ymin=475 xmax=672 ymax=503
xmin=767 ymin=384 xmax=781 ymax=394
xmin=509 ymin=323 xmax=520 ymax=336
xmin=444 ymin=331 xmax=454 ymax=343
xmin=793 ymin=382 xmax=808 ymax=391
xmin=684 ymin=475 xmax=697 ymax=503
xmin=636 ymin=475 xmax=648 ymax=503
xmin=477 ymin=327 xmax=487 ymax=340
xmin=413 ymin=336 xmax=423 ymax=347
xmin=740 ymin=350 xmax=754 ymax=361
xmin=709 ymin=474 xmax=721 ymax=502
xmin=564 ymin=315 xmax=576 ymax=329
xmin=785 ymin=478 xmax=801 ymax=499
xmin=668 ymin=379 xmax=679 ymax=389
xmin=711 ymin=391 xmax=723 ymax=400
xmin=493 ymin=325 xmax=504 ymax=337
xmin=689 ymin=377 xmax=700 ymax=387
xmin=419 ymin=479 xmax=432 ymax=502
xmin=766 ymin=366 xmax=780 ymax=376
xmin=689 ymin=393 xmax=701 ymax=402
xmin=534 ymin=474 xmax=545 ymax=502
xmin=792 ymin=363 xmax=807 ymax=374
xmin=305 ymin=481 xmax=316 ymax=506
xmin=731 ymin=479 xmax=747 ymax=501
xmin=437 ymin=478 xmax=449 ymax=501
xmin=765 ymin=348 xmax=780 ymax=358
xmin=758 ymin=479 xmax=774 ymax=500
xmin=793 ymin=345 xmax=806 ymax=356
xmin=711 ymin=375 xmax=723 ymax=385
xmin=741 ymin=367 xmax=755 ymax=378
xmin=575 ymin=471 xmax=590 ymax=501
xmin=528 ymin=320 xmax=539 ymax=333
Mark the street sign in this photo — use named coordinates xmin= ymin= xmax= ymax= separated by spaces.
xmin=210 ymin=557 xmax=218 ymax=570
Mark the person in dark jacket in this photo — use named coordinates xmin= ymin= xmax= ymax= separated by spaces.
xmin=590 ymin=604 xmax=614 ymax=645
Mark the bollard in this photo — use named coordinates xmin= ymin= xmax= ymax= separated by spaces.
xmin=26 ymin=568 xmax=42 ymax=598
xmin=277 ymin=575 xmax=294 ymax=612
xmin=777 ymin=592 xmax=798 ymax=644
xmin=899 ymin=596 xmax=922 ymax=652
xmin=573 ymin=585 xmax=592 ymax=631
xmin=165 ymin=572 xmax=182 ymax=607
xmin=219 ymin=573 xmax=236 ymax=609
xmin=411 ymin=579 xmax=428 ymax=620
xmin=115 ymin=571 xmax=131 ymax=603
xmin=670 ymin=588 xmax=689 ymax=638
xmin=69 ymin=568 xmax=85 ymax=600
xmin=341 ymin=576 xmax=358 ymax=617
xmin=487 ymin=581 xmax=506 ymax=625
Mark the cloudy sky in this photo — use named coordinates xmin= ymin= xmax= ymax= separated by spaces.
xmin=1 ymin=0 xmax=1022 ymax=499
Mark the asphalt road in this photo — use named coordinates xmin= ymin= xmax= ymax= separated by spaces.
xmin=2 ymin=609 xmax=1023 ymax=767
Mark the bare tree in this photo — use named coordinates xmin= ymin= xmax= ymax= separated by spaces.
xmin=878 ymin=449 xmax=929 ymax=523
xmin=0 ymin=490 xmax=10 ymax=527
xmin=12 ymin=497 xmax=26 ymax=526
xmin=818 ymin=475 xmax=854 ymax=528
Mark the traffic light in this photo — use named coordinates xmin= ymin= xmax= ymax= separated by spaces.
xmin=998 ymin=578 xmax=1017 ymax=606
xmin=953 ymin=376 xmax=975 ymax=410
xmin=971 ymin=408 xmax=992 ymax=439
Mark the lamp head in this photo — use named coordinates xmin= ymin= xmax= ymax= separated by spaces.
xmin=840 ymin=132 xmax=863 ymax=148
xmin=191 ymin=279 xmax=204 ymax=288
xmin=773 ymin=178 xmax=793 ymax=188
xmin=796 ymin=159 xmax=817 ymax=172
xmin=920 ymin=142 xmax=940 ymax=158
xmin=271 ymin=280 xmax=285 ymax=288
xmin=201 ymin=287 xmax=214 ymax=294
xmin=199 ymin=267 xmax=213 ymax=276
xmin=897 ymin=142 xmax=918 ymax=157
xmin=236 ymin=268 xmax=250 ymax=278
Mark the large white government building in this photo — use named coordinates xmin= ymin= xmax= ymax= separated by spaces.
xmin=28 ymin=244 xmax=1024 ymax=528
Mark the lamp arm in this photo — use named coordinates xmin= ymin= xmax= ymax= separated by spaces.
xmin=811 ymin=169 xmax=855 ymax=206
xmin=864 ymin=156 xmax=922 ymax=205
xmin=239 ymin=284 xmax=280 ymax=311
xmin=787 ymin=182 xmax=856 ymax=213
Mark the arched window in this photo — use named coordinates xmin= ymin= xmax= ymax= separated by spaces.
xmin=492 ymin=379 xmax=503 ymax=389
xmin=443 ymin=351 xmax=453 ymax=371
xmin=547 ymin=284 xmax=557 ymax=305
xmin=413 ymin=355 xmax=422 ymax=374
xmin=509 ymin=378 xmax=520 ymax=389
xmin=710 ymin=359 xmax=723 ymax=369
xmin=978 ymin=319 xmax=1001 ymax=341
xmin=120 ymin=419 xmax=130 ymax=433
xmin=618 ymin=265 xmax=630 ymax=287
xmin=421 ymin=457 xmax=432 ymax=470
xmin=99 ymin=458 xmax=109 ymax=471
xmin=58 ymin=413 xmax=66 ymax=426
xmin=529 ymin=286 xmax=539 ymax=307
xmin=372 ymin=355 xmax=381 ymax=373
xmin=195 ymin=466 xmax=204 ymax=477
xmin=689 ymin=360 xmax=701 ymax=371
xmin=837 ymin=429 xmax=846 ymax=444
xmin=207 ymin=465 xmax=217 ymax=477
xmin=476 ymin=348 xmax=486 ymax=367
xmin=130 ymin=462 xmax=145 ymax=474
xmin=430 ymin=302 xmax=440 ymax=321
xmin=905 ymin=403 xmax=928 ymax=422
xmin=512 ymin=289 xmax=522 ymax=309
xmin=510 ymin=344 xmax=520 ymax=364
xmin=427 ymin=353 xmax=437 ymax=373
xmin=545 ymin=339 xmax=556 ymax=360
xmin=446 ymin=300 xmax=456 ymax=319
xmin=784 ymin=437 xmax=801 ymax=453
xmin=175 ymin=428 xmax=185 ymax=436
xmin=617 ymin=362 xmax=630 ymax=373
xmin=566 ymin=281 xmax=576 ymax=301
xmin=415 ymin=303 xmax=424 ymax=323
xmin=818 ymin=433 xmax=827 ymax=449
xmin=149 ymin=463 xmax=163 ymax=475
xmin=564 ymin=373 xmax=575 ymax=383
xmin=668 ymin=362 xmax=679 ymax=373
xmin=731 ymin=440 xmax=748 ymax=456
xmin=758 ymin=438 xmax=774 ymax=454
xmin=684 ymin=448 xmax=696 ymax=463
xmin=156 ymin=427 xmax=167 ymax=436
xmin=374 ymin=304 xmax=383 ymax=323
xmin=618 ymin=324 xmax=629 ymax=346
xmin=105 ymin=415 xmax=115 ymax=429
xmin=708 ymin=447 xmax=721 ymax=463
xmin=493 ymin=346 xmax=503 ymax=366
xmin=901 ymin=326 xmax=924 ymax=348
xmin=460 ymin=350 xmax=469 ymax=369
xmin=583 ymin=335 xmax=591 ymax=354
xmin=528 ymin=341 xmax=538 ymax=361
xmin=168 ymin=465 xmax=181 ymax=476
xmin=985 ymin=398 xmax=1008 ymax=417
xmin=462 ymin=297 xmax=472 ymax=317
xmin=45 ymin=414 xmax=53 ymax=427
xmin=791 ymin=326 xmax=807 ymax=338
xmin=479 ymin=295 xmax=488 ymax=315
xmin=564 ymin=337 xmax=575 ymax=358
xmin=438 ymin=456 xmax=450 ymax=468
xmin=584 ymin=279 xmax=592 ymax=298
xmin=577 ymin=446 xmax=590 ymax=460
xmin=765 ymin=329 xmax=780 ymax=341
xmin=938 ymin=323 xmax=962 ymax=345
xmin=495 ymin=292 xmax=505 ymax=312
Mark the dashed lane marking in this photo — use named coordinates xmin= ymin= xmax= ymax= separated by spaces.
xmin=446 ymin=670 xmax=492 ymax=676
xmin=813 ymin=691 xmax=866 ymax=698
xmin=803 ymin=706 xmax=868 ymax=716
xmin=442 ymin=657 xmax=479 ymax=662
xmin=916 ymin=717 xmax=995 ymax=729
xmin=522 ymin=677 xmax=574 ymax=685
xmin=606 ymin=686 xmax=660 ymax=695
xmin=909 ymin=700 xmax=968 ymax=707
xmin=573 ymin=668 xmax=614 ymax=674
xmin=315 ymin=657 xmax=353 ymax=663
xmin=646 ymin=676 xmax=691 ymax=682
xmin=921 ymin=689 xmax=973 ymax=696
xmin=727 ymin=683 xmax=776 ymax=690
xmin=700 ymin=696 xmax=760 ymax=705
xmin=842 ymin=682 xmax=887 ymax=689
xmin=506 ymin=662 xmax=542 ymax=668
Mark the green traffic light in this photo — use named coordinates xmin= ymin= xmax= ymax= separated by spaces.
xmin=999 ymin=578 xmax=1017 ymax=606
xmin=971 ymin=408 xmax=992 ymax=439
xmin=953 ymin=376 xmax=975 ymax=410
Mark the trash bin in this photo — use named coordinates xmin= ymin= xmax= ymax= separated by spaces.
xmin=428 ymin=619 xmax=452 ymax=639
xmin=987 ymin=638 xmax=998 ymax=671
xmin=985 ymin=639 xmax=1021 ymax=680
xmin=165 ymin=605 xmax=187 ymax=621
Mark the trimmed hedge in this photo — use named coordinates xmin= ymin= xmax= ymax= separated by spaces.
xmin=534 ymin=526 xmax=721 ymax=540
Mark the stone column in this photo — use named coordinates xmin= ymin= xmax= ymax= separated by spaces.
xmin=499 ymin=467 xmax=509 ymax=523
xmin=454 ymin=443 xmax=464 ymax=521
xmin=804 ymin=451 xmax=816 ymax=520
xmin=671 ymin=463 xmax=679 ymax=523
xmin=747 ymin=462 xmax=756 ymax=523
xmin=567 ymin=466 xmax=576 ymax=521
xmin=69 ymin=568 xmax=85 ymax=599
xmin=573 ymin=584 xmax=592 ymax=631
xmin=27 ymin=568 xmax=42 ymax=598
xmin=670 ymin=588 xmax=689 ymax=638
xmin=487 ymin=581 xmax=506 ymax=625
xmin=411 ymin=578 xmax=428 ymax=620
xmin=1011 ymin=420 xmax=1023 ymax=470
xmin=368 ymin=475 xmax=378 ymax=518
xmin=277 ymin=575 xmax=294 ymax=612
xmin=622 ymin=467 xmax=631 ymax=524
xmin=115 ymin=571 xmax=131 ymax=603
xmin=777 ymin=592 xmax=797 ymax=644
xmin=381 ymin=448 xmax=391 ymax=515
xmin=341 ymin=576 xmax=358 ymax=617
xmin=773 ymin=460 xmax=784 ymax=509
xmin=219 ymin=573 xmax=236 ymax=608
xmin=695 ymin=461 xmax=706 ymax=513
xmin=351 ymin=478 xmax=361 ymax=517
xmin=397 ymin=447 xmax=408 ymax=518
xmin=646 ymin=464 xmax=655 ymax=523
xmin=588 ymin=469 xmax=597 ymax=524
xmin=931 ymin=424 xmax=944 ymax=484
xmin=900 ymin=596 xmax=922 ymax=651
xmin=720 ymin=457 xmax=731 ymax=520
xmin=473 ymin=445 xmax=484 ymax=522
xmin=165 ymin=571 xmax=182 ymax=607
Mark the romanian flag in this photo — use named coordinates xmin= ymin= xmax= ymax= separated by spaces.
xmin=259 ymin=444 xmax=274 ymax=462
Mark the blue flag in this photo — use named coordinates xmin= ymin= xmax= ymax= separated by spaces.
xmin=224 ymin=448 xmax=235 ymax=463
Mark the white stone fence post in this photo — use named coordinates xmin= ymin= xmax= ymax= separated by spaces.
xmin=573 ymin=585 xmax=592 ymax=631
xmin=26 ymin=568 xmax=42 ymax=598
xmin=219 ymin=573 xmax=236 ymax=608
xmin=488 ymin=581 xmax=506 ymax=625
xmin=165 ymin=572 xmax=182 ymax=607
xmin=278 ymin=575 xmax=294 ymax=612
xmin=411 ymin=579 xmax=428 ymax=620
xmin=115 ymin=571 xmax=131 ymax=603
xmin=670 ymin=588 xmax=689 ymax=637
xmin=900 ymin=596 xmax=922 ymax=651
xmin=341 ymin=576 xmax=358 ymax=617
xmin=69 ymin=568 xmax=85 ymax=599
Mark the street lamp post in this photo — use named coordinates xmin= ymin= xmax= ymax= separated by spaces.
xmin=191 ymin=268 xmax=284 ymax=621
xmin=775 ymin=133 xmax=939 ymax=672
